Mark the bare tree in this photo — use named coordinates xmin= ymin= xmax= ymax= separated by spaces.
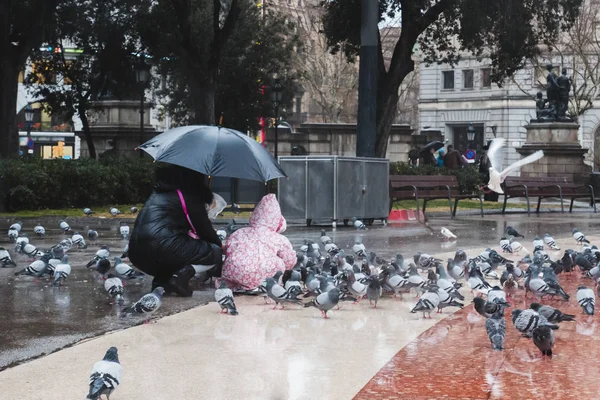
xmin=287 ymin=2 xmax=358 ymax=123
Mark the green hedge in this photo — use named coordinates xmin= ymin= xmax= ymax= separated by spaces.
xmin=389 ymin=162 xmax=483 ymax=194
xmin=0 ymin=157 xmax=155 ymax=211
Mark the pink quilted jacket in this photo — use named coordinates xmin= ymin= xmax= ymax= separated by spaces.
xmin=221 ymin=194 xmax=296 ymax=290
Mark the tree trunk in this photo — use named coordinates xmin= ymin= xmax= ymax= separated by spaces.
xmin=78 ymin=106 xmax=97 ymax=159
xmin=0 ymin=61 xmax=20 ymax=158
xmin=190 ymin=72 xmax=217 ymax=125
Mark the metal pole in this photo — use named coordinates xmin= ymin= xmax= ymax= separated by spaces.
xmin=356 ymin=0 xmax=378 ymax=158
xmin=274 ymin=106 xmax=279 ymax=160
xmin=27 ymin=123 xmax=32 ymax=156
xmin=139 ymin=91 xmax=144 ymax=159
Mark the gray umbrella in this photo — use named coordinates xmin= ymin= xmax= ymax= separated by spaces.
xmin=138 ymin=125 xmax=286 ymax=182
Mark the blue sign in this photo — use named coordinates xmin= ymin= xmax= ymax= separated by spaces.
xmin=27 ymin=137 xmax=34 ymax=150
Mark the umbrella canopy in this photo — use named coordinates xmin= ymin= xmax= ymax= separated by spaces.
xmin=419 ymin=141 xmax=445 ymax=155
xmin=138 ymin=125 xmax=287 ymax=182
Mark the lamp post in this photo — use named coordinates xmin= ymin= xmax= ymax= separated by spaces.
xmin=24 ymin=104 xmax=34 ymax=155
xmin=135 ymin=60 xmax=151 ymax=158
xmin=466 ymin=123 xmax=476 ymax=142
xmin=271 ymin=78 xmax=283 ymax=160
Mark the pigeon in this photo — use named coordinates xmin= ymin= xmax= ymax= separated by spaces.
xmin=53 ymin=256 xmax=71 ymax=286
xmin=381 ymin=266 xmax=410 ymax=298
xmin=441 ymin=227 xmax=457 ymax=240
xmin=486 ymin=313 xmax=506 ymax=351
xmin=58 ymin=238 xmax=73 ymax=253
xmin=352 ymin=241 xmax=367 ymax=258
xmin=119 ymin=223 xmax=130 ymax=239
xmin=406 ymin=264 xmax=427 ymax=296
xmin=473 ymin=297 xmax=507 ymax=318
xmin=351 ymin=217 xmax=366 ymax=230
xmin=533 ymin=236 xmax=544 ymax=251
xmin=532 ymin=325 xmax=555 ymax=357
xmin=88 ymin=229 xmax=99 ymax=242
xmin=529 ymin=303 xmax=575 ymax=323
xmin=215 ymin=280 xmax=238 ymax=315
xmin=577 ymin=286 xmax=595 ymax=315
xmin=14 ymin=234 xmax=30 ymax=253
xmin=410 ymin=286 xmax=440 ymax=318
xmin=216 ymin=229 xmax=227 ymax=242
xmin=304 ymin=288 xmax=341 ymax=319
xmin=511 ymin=309 xmax=558 ymax=337
xmin=487 ymin=286 xmax=509 ymax=306
xmin=130 ymin=206 xmax=139 ymax=214
xmin=9 ymin=221 xmax=22 ymax=233
xmin=265 ymin=277 xmax=303 ymax=309
xmin=72 ymin=232 xmax=87 ymax=249
xmin=120 ymin=287 xmax=164 ymax=322
xmin=58 ymin=219 xmax=71 ymax=233
xmin=114 ymin=257 xmax=145 ymax=280
xmin=21 ymin=243 xmax=44 ymax=259
xmin=83 ymin=208 xmax=95 ymax=216
xmin=447 ymin=258 xmax=464 ymax=281
xmin=505 ymin=226 xmax=524 ymax=238
xmin=543 ymin=233 xmax=560 ymax=251
xmin=87 ymin=347 xmax=123 ymax=400
xmin=96 ymin=258 xmax=112 ymax=277
xmin=14 ymin=255 xmax=50 ymax=276
xmin=434 ymin=285 xmax=464 ymax=313
xmin=110 ymin=207 xmax=121 ymax=216
xmin=573 ymin=228 xmax=590 ymax=244
xmin=509 ymin=236 xmax=527 ymax=254
xmin=86 ymin=246 xmax=111 ymax=268
xmin=345 ymin=270 xmax=368 ymax=301
xmin=33 ymin=224 xmax=45 ymax=237
xmin=121 ymin=244 xmax=129 ymax=259
xmin=320 ymin=230 xmax=332 ymax=245
xmin=366 ymin=275 xmax=382 ymax=308
xmin=104 ymin=274 xmax=125 ymax=305
xmin=282 ymin=269 xmax=303 ymax=292
xmin=500 ymin=237 xmax=512 ymax=253
xmin=467 ymin=264 xmax=491 ymax=295
xmin=486 ymin=138 xmax=544 ymax=194
xmin=8 ymin=228 xmax=18 ymax=242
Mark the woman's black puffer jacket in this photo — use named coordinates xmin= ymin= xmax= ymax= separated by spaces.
xmin=128 ymin=176 xmax=222 ymax=276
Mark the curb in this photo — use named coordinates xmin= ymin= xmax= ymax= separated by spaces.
xmin=389 ymin=209 xmax=424 ymax=221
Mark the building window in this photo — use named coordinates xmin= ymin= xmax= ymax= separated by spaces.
xmin=442 ymin=71 xmax=454 ymax=90
xmin=463 ymin=69 xmax=474 ymax=89
xmin=295 ymin=96 xmax=302 ymax=114
xmin=481 ymin=68 xmax=492 ymax=88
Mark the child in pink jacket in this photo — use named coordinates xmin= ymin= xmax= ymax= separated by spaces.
xmin=221 ymin=194 xmax=296 ymax=290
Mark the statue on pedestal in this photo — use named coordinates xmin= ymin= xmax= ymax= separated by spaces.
xmin=531 ymin=64 xmax=573 ymax=123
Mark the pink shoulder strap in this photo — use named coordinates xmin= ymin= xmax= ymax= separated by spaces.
xmin=177 ymin=189 xmax=197 ymax=234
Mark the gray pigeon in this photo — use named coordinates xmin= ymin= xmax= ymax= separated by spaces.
xmin=577 ymin=286 xmax=595 ymax=315
xmin=532 ymin=325 xmax=554 ymax=357
xmin=120 ymin=287 xmax=165 ymax=322
xmin=351 ymin=217 xmax=366 ymax=230
xmin=53 ymin=256 xmax=71 ymax=286
xmin=529 ymin=303 xmax=575 ymax=323
xmin=33 ymin=224 xmax=45 ymax=237
xmin=83 ymin=208 xmax=94 ymax=216
xmin=511 ymin=308 xmax=558 ymax=337
xmin=543 ymin=233 xmax=560 ymax=250
xmin=485 ymin=313 xmax=506 ymax=351
xmin=104 ymin=274 xmax=125 ymax=305
xmin=88 ymin=229 xmax=99 ymax=242
xmin=72 ymin=232 xmax=87 ymax=249
xmin=0 ymin=247 xmax=16 ymax=267
xmin=304 ymin=288 xmax=341 ymax=319
xmin=15 ymin=255 xmax=50 ymax=276
xmin=96 ymin=259 xmax=111 ymax=277
xmin=86 ymin=246 xmax=111 ymax=268
xmin=265 ymin=277 xmax=303 ymax=309
xmin=410 ymin=286 xmax=440 ymax=319
xmin=110 ymin=207 xmax=122 ymax=216
xmin=58 ymin=219 xmax=71 ymax=233
xmin=572 ymin=228 xmax=589 ymax=244
xmin=114 ymin=257 xmax=145 ymax=280
xmin=130 ymin=206 xmax=138 ymax=214
xmin=366 ymin=276 xmax=382 ymax=309
xmin=215 ymin=280 xmax=238 ymax=315
xmin=87 ymin=346 xmax=123 ymax=400
xmin=473 ymin=297 xmax=506 ymax=318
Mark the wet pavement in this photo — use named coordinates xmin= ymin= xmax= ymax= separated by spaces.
xmin=0 ymin=212 xmax=599 ymax=397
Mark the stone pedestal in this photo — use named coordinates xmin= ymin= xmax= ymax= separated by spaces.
xmin=516 ymin=122 xmax=591 ymax=182
xmin=77 ymin=100 xmax=158 ymax=158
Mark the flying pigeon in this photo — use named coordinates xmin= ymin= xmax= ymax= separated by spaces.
xmin=53 ymin=256 xmax=71 ymax=286
xmin=265 ymin=276 xmax=303 ymax=309
xmin=72 ymin=232 xmax=87 ymax=249
xmin=130 ymin=206 xmax=139 ymax=214
xmin=543 ymin=233 xmax=560 ymax=250
xmin=532 ymin=325 xmax=555 ymax=357
xmin=88 ymin=229 xmax=99 ymax=242
xmin=119 ymin=223 xmax=130 ymax=239
xmin=120 ymin=287 xmax=165 ymax=322
xmin=529 ymin=303 xmax=575 ymax=323
xmin=104 ymin=274 xmax=125 ymax=305
xmin=34 ymin=224 xmax=45 ymax=237
xmin=577 ymin=286 xmax=595 ymax=315
xmin=410 ymin=286 xmax=440 ymax=319
xmin=572 ymin=228 xmax=590 ymax=245
xmin=304 ymin=288 xmax=341 ymax=319
xmin=511 ymin=308 xmax=558 ymax=337
xmin=83 ymin=208 xmax=95 ymax=216
xmin=87 ymin=346 xmax=123 ymax=400
xmin=215 ymin=280 xmax=238 ymax=315
xmin=114 ymin=257 xmax=145 ymax=280
xmin=351 ymin=217 xmax=366 ymax=230
xmin=110 ymin=207 xmax=121 ymax=216
xmin=58 ymin=220 xmax=71 ymax=233
xmin=486 ymin=138 xmax=544 ymax=194
xmin=486 ymin=312 xmax=506 ymax=351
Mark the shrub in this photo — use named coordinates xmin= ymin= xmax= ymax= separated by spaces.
xmin=0 ymin=157 xmax=156 ymax=211
xmin=389 ymin=162 xmax=483 ymax=194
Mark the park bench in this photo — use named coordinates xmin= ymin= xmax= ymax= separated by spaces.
xmin=389 ymin=175 xmax=483 ymax=219
xmin=501 ymin=176 xmax=596 ymax=215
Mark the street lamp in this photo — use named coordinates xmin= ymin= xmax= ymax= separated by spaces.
xmin=24 ymin=104 xmax=34 ymax=155
xmin=135 ymin=60 xmax=151 ymax=158
xmin=466 ymin=123 xmax=476 ymax=141
xmin=271 ymin=78 xmax=283 ymax=160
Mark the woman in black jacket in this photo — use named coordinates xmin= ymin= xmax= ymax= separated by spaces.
xmin=128 ymin=165 xmax=222 ymax=297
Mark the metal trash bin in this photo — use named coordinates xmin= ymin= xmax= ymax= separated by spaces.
xmin=278 ymin=156 xmax=389 ymax=226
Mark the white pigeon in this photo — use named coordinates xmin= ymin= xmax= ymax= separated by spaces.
xmin=104 ymin=274 xmax=125 ymax=305
xmin=87 ymin=347 xmax=123 ymax=400
xmin=441 ymin=227 xmax=457 ymax=240
xmin=53 ymin=256 xmax=71 ymax=286
xmin=119 ymin=224 xmax=130 ymax=239
xmin=216 ymin=229 xmax=227 ymax=241
xmin=486 ymin=138 xmax=544 ymax=194
xmin=34 ymin=224 xmax=45 ymax=237
xmin=58 ymin=220 xmax=71 ymax=233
